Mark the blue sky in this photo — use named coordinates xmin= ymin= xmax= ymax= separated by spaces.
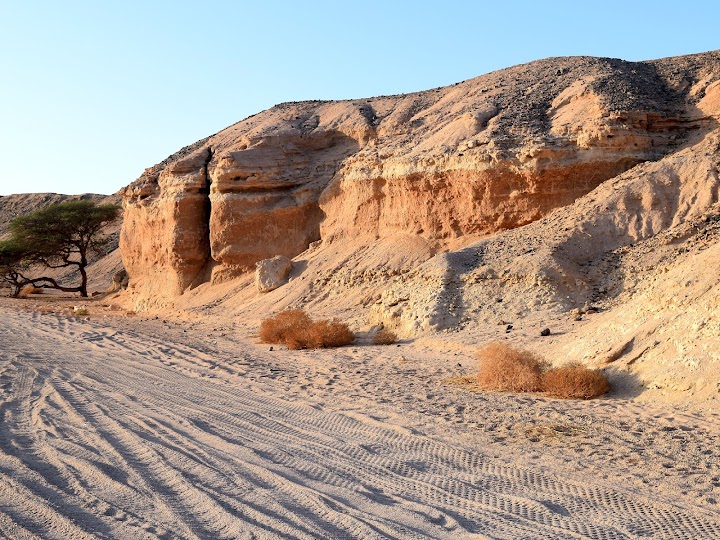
xmin=0 ymin=1 xmax=717 ymax=196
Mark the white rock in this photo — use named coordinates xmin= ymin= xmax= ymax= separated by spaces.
xmin=255 ymin=255 xmax=292 ymax=293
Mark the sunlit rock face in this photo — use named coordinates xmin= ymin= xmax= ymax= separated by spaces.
xmin=120 ymin=52 xmax=720 ymax=308
xmin=121 ymin=147 xmax=212 ymax=304
xmin=208 ymin=129 xmax=361 ymax=282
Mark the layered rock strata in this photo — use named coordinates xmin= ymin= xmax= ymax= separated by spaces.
xmin=121 ymin=52 xmax=720 ymax=307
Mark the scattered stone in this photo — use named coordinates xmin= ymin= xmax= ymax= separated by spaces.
xmin=98 ymin=52 xmax=720 ymax=414
xmin=111 ymin=268 xmax=129 ymax=291
xmin=255 ymin=255 xmax=292 ymax=293
xmin=540 ymin=328 xmax=551 ymax=336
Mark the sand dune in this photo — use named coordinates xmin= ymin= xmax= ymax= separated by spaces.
xmin=1 ymin=304 xmax=719 ymax=539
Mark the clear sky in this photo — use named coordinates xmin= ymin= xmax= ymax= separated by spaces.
xmin=0 ymin=0 xmax=717 ymax=196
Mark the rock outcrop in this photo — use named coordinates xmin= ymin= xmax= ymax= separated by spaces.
xmin=114 ymin=50 xmax=720 ymax=407
xmin=121 ymin=52 xmax=720 ymax=308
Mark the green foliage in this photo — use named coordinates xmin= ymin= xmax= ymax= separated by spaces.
xmin=4 ymin=200 xmax=121 ymax=297
xmin=0 ymin=239 xmax=30 ymax=296
xmin=10 ymin=200 xmax=120 ymax=263
xmin=0 ymin=238 xmax=27 ymax=263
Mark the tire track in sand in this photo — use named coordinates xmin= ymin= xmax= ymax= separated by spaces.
xmin=1 ymin=307 xmax=719 ymax=539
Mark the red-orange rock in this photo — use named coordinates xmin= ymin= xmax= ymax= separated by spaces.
xmin=120 ymin=52 xmax=720 ymax=308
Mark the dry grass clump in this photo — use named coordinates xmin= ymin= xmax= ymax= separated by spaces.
xmin=476 ymin=342 xmax=610 ymax=399
xmin=260 ymin=310 xmax=354 ymax=350
xmin=541 ymin=362 xmax=610 ymax=399
xmin=477 ymin=342 xmax=548 ymax=392
xmin=259 ymin=309 xmax=310 ymax=344
xmin=304 ymin=319 xmax=355 ymax=349
xmin=373 ymin=328 xmax=397 ymax=345
xmin=19 ymin=285 xmax=42 ymax=297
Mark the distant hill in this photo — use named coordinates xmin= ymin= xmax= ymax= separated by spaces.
xmin=0 ymin=193 xmax=121 ymax=237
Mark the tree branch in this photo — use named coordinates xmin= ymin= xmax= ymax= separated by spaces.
xmin=27 ymin=276 xmax=82 ymax=293
xmin=36 ymin=257 xmax=78 ymax=269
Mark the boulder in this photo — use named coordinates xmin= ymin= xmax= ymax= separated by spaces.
xmin=255 ymin=256 xmax=292 ymax=293
xmin=111 ymin=269 xmax=129 ymax=291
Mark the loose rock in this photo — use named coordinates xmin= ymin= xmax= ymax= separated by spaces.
xmin=255 ymin=256 xmax=293 ymax=293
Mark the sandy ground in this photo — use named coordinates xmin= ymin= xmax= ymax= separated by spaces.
xmin=1 ymin=299 xmax=719 ymax=539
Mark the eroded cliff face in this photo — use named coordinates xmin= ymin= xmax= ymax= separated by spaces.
xmin=208 ymin=129 xmax=362 ymax=282
xmin=121 ymin=52 xmax=720 ymax=308
xmin=122 ymin=148 xmax=212 ymax=299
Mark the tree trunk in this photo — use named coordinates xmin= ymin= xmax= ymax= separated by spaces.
xmin=79 ymin=251 xmax=88 ymax=297
xmin=80 ymin=266 xmax=88 ymax=297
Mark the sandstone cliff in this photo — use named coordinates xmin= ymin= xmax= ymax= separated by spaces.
xmin=122 ymin=53 xmax=715 ymax=304
xmin=120 ymin=51 xmax=720 ymax=407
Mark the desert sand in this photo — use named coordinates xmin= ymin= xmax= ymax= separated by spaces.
xmin=1 ymin=298 xmax=719 ymax=539
xmin=3 ymin=50 xmax=720 ymax=539
xmin=111 ymin=50 xmax=720 ymax=410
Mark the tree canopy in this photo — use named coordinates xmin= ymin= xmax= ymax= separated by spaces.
xmin=0 ymin=238 xmax=30 ymax=297
xmin=2 ymin=200 xmax=121 ymax=297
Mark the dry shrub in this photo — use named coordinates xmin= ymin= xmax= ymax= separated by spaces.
xmin=284 ymin=336 xmax=306 ymax=351
xmin=477 ymin=342 xmax=548 ymax=392
xmin=373 ymin=328 xmax=397 ymax=345
xmin=19 ymin=285 xmax=42 ymax=297
xmin=259 ymin=310 xmax=310 ymax=344
xmin=305 ymin=319 xmax=355 ymax=348
xmin=260 ymin=310 xmax=354 ymax=349
xmin=477 ymin=343 xmax=610 ymax=399
xmin=541 ymin=362 xmax=610 ymax=399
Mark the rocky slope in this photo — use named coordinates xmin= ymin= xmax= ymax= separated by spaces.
xmin=119 ymin=50 xmax=720 ymax=408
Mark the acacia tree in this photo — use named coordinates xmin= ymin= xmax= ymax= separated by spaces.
xmin=0 ymin=239 xmax=30 ymax=297
xmin=8 ymin=200 xmax=121 ymax=297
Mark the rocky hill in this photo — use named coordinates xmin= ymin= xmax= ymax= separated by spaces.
xmin=116 ymin=50 xmax=720 ymax=408
xmin=0 ymin=193 xmax=119 ymax=236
